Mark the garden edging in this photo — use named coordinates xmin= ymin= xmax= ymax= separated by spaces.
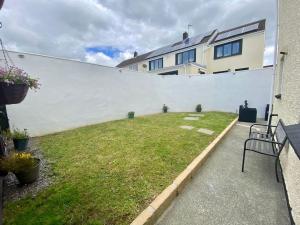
xmin=130 ymin=117 xmax=238 ymax=225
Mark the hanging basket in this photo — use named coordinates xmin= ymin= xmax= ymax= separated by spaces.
xmin=0 ymin=82 xmax=29 ymax=105
xmin=0 ymin=0 xmax=5 ymax=11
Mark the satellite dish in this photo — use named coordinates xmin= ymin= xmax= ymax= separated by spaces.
xmin=0 ymin=0 xmax=4 ymax=10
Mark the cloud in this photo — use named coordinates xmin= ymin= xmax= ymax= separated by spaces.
xmin=264 ymin=46 xmax=275 ymax=66
xmin=85 ymin=50 xmax=132 ymax=66
xmin=0 ymin=0 xmax=276 ymax=67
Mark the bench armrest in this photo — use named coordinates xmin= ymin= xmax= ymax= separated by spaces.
xmin=245 ymin=138 xmax=283 ymax=146
xmin=249 ymin=124 xmax=276 ymax=136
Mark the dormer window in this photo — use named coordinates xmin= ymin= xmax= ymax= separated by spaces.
xmin=214 ymin=39 xmax=243 ymax=59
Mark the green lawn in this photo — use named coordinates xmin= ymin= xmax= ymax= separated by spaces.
xmin=4 ymin=112 xmax=236 ymax=225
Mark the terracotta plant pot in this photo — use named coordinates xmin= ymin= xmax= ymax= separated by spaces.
xmin=13 ymin=138 xmax=29 ymax=151
xmin=0 ymin=82 xmax=29 ymax=105
xmin=15 ymin=158 xmax=40 ymax=185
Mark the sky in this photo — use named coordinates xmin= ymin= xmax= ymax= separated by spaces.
xmin=0 ymin=0 xmax=276 ymax=67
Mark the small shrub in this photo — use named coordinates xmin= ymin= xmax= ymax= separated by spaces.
xmin=8 ymin=129 xmax=29 ymax=140
xmin=0 ymin=152 xmax=36 ymax=173
xmin=162 ymin=104 xmax=168 ymax=113
xmin=128 ymin=111 xmax=135 ymax=119
xmin=196 ymin=104 xmax=202 ymax=112
xmin=6 ymin=152 xmax=36 ymax=173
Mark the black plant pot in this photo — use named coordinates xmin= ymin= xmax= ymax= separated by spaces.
xmin=15 ymin=158 xmax=40 ymax=185
xmin=0 ymin=169 xmax=8 ymax=177
xmin=13 ymin=138 xmax=29 ymax=151
xmin=0 ymin=82 xmax=29 ymax=105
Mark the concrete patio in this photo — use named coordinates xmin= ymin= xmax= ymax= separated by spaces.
xmin=156 ymin=122 xmax=290 ymax=225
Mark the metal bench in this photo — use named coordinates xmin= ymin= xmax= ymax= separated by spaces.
xmin=242 ymin=119 xmax=287 ymax=182
xmin=248 ymin=113 xmax=278 ymax=138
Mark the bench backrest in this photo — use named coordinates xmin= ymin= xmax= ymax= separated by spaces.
xmin=274 ymin=119 xmax=287 ymax=144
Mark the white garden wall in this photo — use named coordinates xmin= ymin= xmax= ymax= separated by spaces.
xmin=3 ymin=51 xmax=272 ymax=136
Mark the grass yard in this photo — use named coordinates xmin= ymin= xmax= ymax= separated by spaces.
xmin=4 ymin=112 xmax=236 ymax=225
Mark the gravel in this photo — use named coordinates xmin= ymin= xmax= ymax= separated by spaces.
xmin=3 ymin=138 xmax=54 ymax=204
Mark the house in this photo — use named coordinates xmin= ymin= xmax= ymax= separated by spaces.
xmin=117 ymin=19 xmax=266 ymax=75
xmin=272 ymin=0 xmax=300 ymax=223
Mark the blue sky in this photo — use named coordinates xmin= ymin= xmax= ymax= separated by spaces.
xmin=85 ymin=46 xmax=121 ymax=58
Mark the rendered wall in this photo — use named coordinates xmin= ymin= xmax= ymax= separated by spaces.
xmin=206 ymin=32 xmax=265 ymax=73
xmin=273 ymin=0 xmax=300 ymax=223
xmin=4 ymin=51 xmax=272 ymax=136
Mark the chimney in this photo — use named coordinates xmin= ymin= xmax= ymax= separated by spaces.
xmin=134 ymin=51 xmax=138 ymax=58
xmin=183 ymin=31 xmax=188 ymax=40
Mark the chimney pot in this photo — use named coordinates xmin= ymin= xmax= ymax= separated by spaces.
xmin=183 ymin=32 xmax=188 ymax=40
xmin=134 ymin=51 xmax=138 ymax=57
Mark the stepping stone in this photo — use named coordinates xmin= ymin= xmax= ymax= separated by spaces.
xmin=184 ymin=117 xmax=199 ymax=121
xmin=188 ymin=114 xmax=205 ymax=117
xmin=197 ymin=128 xmax=214 ymax=135
xmin=179 ymin=125 xmax=194 ymax=130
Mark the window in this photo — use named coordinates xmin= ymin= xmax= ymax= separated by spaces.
xmin=149 ymin=58 xmax=163 ymax=71
xmin=176 ymin=49 xmax=196 ymax=65
xmin=214 ymin=39 xmax=242 ymax=59
xmin=128 ymin=64 xmax=138 ymax=71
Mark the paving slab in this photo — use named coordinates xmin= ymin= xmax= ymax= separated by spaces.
xmin=183 ymin=117 xmax=199 ymax=121
xmin=156 ymin=123 xmax=290 ymax=225
xmin=197 ymin=128 xmax=214 ymax=135
xmin=179 ymin=125 xmax=194 ymax=130
xmin=188 ymin=114 xmax=205 ymax=117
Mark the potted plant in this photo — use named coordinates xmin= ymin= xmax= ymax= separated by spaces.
xmin=9 ymin=152 xmax=40 ymax=184
xmin=128 ymin=111 xmax=135 ymax=119
xmin=10 ymin=129 xmax=30 ymax=151
xmin=162 ymin=104 xmax=168 ymax=113
xmin=196 ymin=104 xmax=202 ymax=112
xmin=0 ymin=66 xmax=40 ymax=105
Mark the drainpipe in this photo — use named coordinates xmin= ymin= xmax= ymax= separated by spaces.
xmin=268 ymin=0 xmax=279 ymax=120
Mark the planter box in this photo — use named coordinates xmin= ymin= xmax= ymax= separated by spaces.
xmin=238 ymin=106 xmax=257 ymax=123
xmin=0 ymin=82 xmax=29 ymax=105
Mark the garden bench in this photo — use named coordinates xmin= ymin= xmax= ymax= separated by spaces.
xmin=242 ymin=119 xmax=287 ymax=182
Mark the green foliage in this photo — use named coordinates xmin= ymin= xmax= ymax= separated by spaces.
xmin=162 ymin=104 xmax=168 ymax=113
xmin=128 ymin=111 xmax=135 ymax=119
xmin=7 ymin=128 xmax=29 ymax=140
xmin=196 ymin=104 xmax=202 ymax=112
xmin=0 ymin=66 xmax=40 ymax=90
xmin=0 ymin=152 xmax=36 ymax=173
xmin=4 ymin=112 xmax=236 ymax=225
